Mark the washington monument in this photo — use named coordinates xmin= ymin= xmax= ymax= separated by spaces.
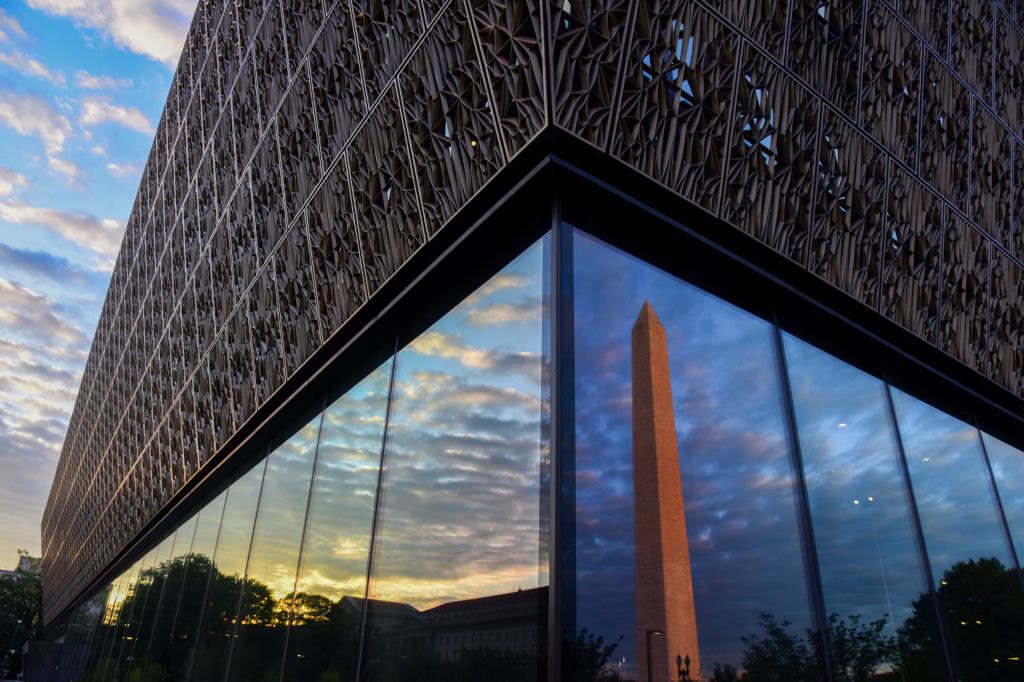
xmin=632 ymin=302 xmax=700 ymax=681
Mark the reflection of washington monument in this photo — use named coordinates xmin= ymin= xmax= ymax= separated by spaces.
xmin=632 ymin=302 xmax=700 ymax=681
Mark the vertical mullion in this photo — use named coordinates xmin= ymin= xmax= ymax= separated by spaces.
xmin=185 ymin=485 xmax=231 ymax=682
xmin=549 ymin=195 xmax=574 ymax=682
xmin=354 ymin=337 xmax=400 ymax=682
xmin=882 ymin=381 xmax=957 ymax=682
xmin=770 ymin=326 xmax=835 ymax=682
xmin=222 ymin=455 xmax=270 ymax=682
xmin=277 ymin=398 xmax=329 ymax=680
xmin=975 ymin=429 xmax=1024 ymax=576
xmin=163 ymin=509 xmax=202 ymax=670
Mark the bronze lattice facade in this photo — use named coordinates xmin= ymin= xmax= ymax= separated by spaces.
xmin=44 ymin=0 xmax=1024 ymax=667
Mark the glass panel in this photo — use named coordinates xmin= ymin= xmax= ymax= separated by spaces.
xmin=58 ymin=590 xmax=106 ymax=682
xmin=892 ymin=389 xmax=1022 ymax=681
xmin=120 ymin=536 xmax=175 ymax=675
xmin=363 ymin=237 xmax=550 ymax=681
xmin=982 ymin=433 xmax=1024 ymax=558
xmin=82 ymin=566 xmax=133 ymax=681
xmin=572 ymin=231 xmax=814 ymax=681
xmin=282 ymin=360 xmax=393 ymax=682
xmin=142 ymin=513 xmax=200 ymax=675
xmin=225 ymin=415 xmax=320 ymax=682
xmin=190 ymin=460 xmax=267 ymax=681
xmin=108 ymin=552 xmax=153 ymax=675
xmin=167 ymin=490 xmax=227 ymax=680
xmin=785 ymin=335 xmax=946 ymax=680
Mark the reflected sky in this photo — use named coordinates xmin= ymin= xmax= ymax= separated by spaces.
xmin=291 ymin=361 xmax=391 ymax=604
xmin=225 ymin=414 xmax=319 ymax=682
xmin=238 ymin=418 xmax=319 ymax=601
xmin=982 ymin=434 xmax=1024 ymax=558
xmin=367 ymin=238 xmax=549 ymax=611
xmin=891 ymin=388 xmax=1014 ymax=580
xmin=572 ymin=231 xmax=813 ymax=671
xmin=785 ymin=334 xmax=934 ymax=668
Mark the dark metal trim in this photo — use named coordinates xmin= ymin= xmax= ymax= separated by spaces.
xmin=771 ymin=327 xmax=835 ymax=682
xmin=882 ymin=382 xmax=957 ymax=682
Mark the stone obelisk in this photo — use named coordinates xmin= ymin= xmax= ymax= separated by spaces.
xmin=632 ymin=302 xmax=700 ymax=682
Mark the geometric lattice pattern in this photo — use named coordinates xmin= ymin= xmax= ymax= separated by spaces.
xmin=44 ymin=0 xmax=1024 ymax=626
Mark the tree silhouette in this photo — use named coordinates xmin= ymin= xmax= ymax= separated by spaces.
xmin=564 ymin=626 xmax=622 ymax=681
xmin=897 ymin=557 xmax=1024 ymax=682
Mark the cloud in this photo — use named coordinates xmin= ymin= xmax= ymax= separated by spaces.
xmin=48 ymin=155 xmax=85 ymax=183
xmin=0 ymin=242 xmax=104 ymax=288
xmin=79 ymin=94 xmax=153 ymax=133
xmin=0 ymin=197 xmax=124 ymax=257
xmin=74 ymin=69 xmax=132 ymax=90
xmin=26 ymin=0 xmax=194 ymax=66
xmin=463 ymin=272 xmax=530 ymax=305
xmin=467 ymin=299 xmax=540 ymax=325
xmin=89 ymin=145 xmax=106 ymax=156
xmin=0 ymin=90 xmax=72 ymax=153
xmin=0 ymin=9 xmax=27 ymax=43
xmin=105 ymin=162 xmax=139 ymax=178
xmin=0 ymin=51 xmax=66 ymax=85
xmin=409 ymin=331 xmax=541 ymax=379
xmin=0 ymin=278 xmax=87 ymax=346
xmin=0 ymin=165 xmax=29 ymax=196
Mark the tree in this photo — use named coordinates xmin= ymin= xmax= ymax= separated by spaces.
xmin=897 ymin=557 xmax=1024 ymax=682
xmin=564 ymin=627 xmax=622 ymax=681
xmin=0 ymin=550 xmax=42 ymax=679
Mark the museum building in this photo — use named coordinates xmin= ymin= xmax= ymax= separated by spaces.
xmin=41 ymin=0 xmax=1024 ymax=680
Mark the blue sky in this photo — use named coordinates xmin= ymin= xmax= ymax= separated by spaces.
xmin=0 ymin=0 xmax=196 ymax=566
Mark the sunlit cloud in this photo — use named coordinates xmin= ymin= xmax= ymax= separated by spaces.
xmin=26 ymin=0 xmax=193 ymax=66
xmin=105 ymin=161 xmax=139 ymax=178
xmin=0 ymin=197 xmax=124 ymax=257
xmin=463 ymin=272 xmax=530 ymax=305
xmin=79 ymin=94 xmax=153 ymax=134
xmin=74 ymin=69 xmax=132 ymax=90
xmin=409 ymin=331 xmax=541 ymax=379
xmin=47 ymin=155 xmax=86 ymax=184
xmin=0 ymin=165 xmax=29 ymax=196
xmin=0 ymin=50 xmax=66 ymax=85
xmin=0 ymin=90 xmax=73 ymax=153
xmin=467 ymin=299 xmax=539 ymax=325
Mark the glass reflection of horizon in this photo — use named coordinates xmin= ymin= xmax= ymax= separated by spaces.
xmin=362 ymin=236 xmax=550 ymax=681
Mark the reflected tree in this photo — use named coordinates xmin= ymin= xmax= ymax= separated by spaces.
xmin=898 ymin=557 xmax=1024 ymax=682
xmin=566 ymin=627 xmax=622 ymax=681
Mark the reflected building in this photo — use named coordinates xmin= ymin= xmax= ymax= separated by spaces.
xmin=41 ymin=1 xmax=1024 ymax=682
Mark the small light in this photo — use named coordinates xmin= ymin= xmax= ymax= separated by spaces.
xmin=976 ymin=620 xmax=982 ymax=625
xmin=995 ymin=659 xmax=1001 ymax=663
xmin=941 ymin=580 xmax=948 ymax=586
xmin=470 ymin=139 xmax=478 ymax=147
xmin=837 ymin=423 xmax=847 ymax=428
xmin=1009 ymin=657 xmax=1020 ymax=661
xmin=922 ymin=457 xmax=930 ymax=462
xmin=853 ymin=499 xmax=860 ymax=505
xmin=960 ymin=621 xmax=967 ymax=626
xmin=867 ymin=496 xmax=874 ymax=502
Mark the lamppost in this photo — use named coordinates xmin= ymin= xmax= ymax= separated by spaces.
xmin=645 ymin=630 xmax=664 ymax=682
xmin=676 ymin=653 xmax=692 ymax=681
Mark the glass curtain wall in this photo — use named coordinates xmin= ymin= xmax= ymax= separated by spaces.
xmin=569 ymin=229 xmax=1024 ymax=682
xmin=56 ymin=235 xmax=551 ymax=682
xmin=53 ymin=226 xmax=1024 ymax=682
